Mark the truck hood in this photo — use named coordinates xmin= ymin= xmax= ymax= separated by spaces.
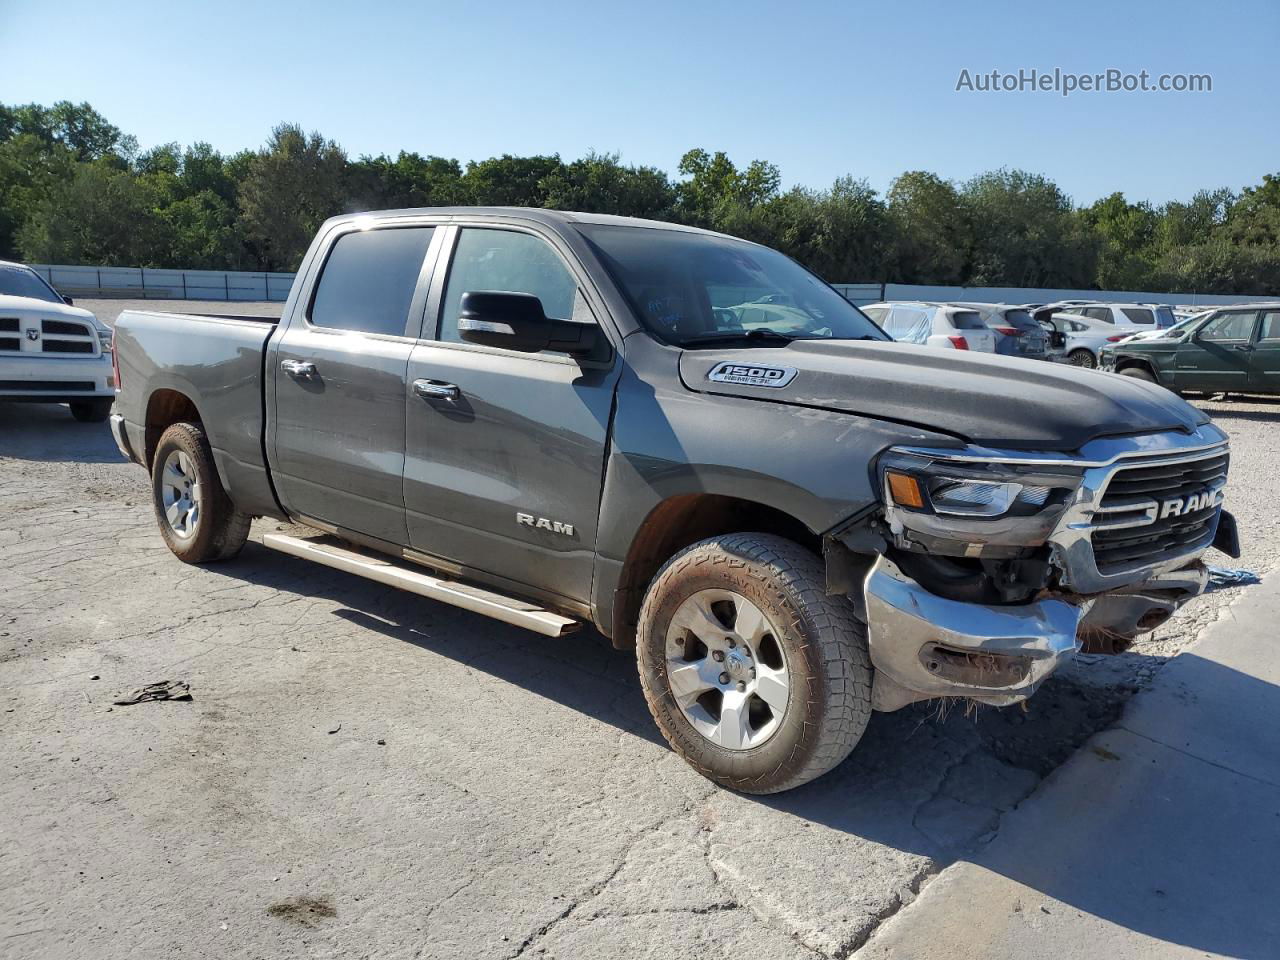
xmin=679 ymin=339 xmax=1208 ymax=451
xmin=0 ymin=294 xmax=100 ymax=326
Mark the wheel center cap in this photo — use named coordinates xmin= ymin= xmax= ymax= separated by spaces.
xmin=725 ymin=649 xmax=750 ymax=679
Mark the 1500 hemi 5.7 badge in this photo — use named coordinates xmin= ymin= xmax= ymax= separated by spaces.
xmin=706 ymin=361 xmax=798 ymax=388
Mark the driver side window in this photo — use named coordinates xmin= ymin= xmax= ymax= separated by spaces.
xmin=1199 ymin=311 xmax=1257 ymax=342
xmin=439 ymin=228 xmax=580 ymax=344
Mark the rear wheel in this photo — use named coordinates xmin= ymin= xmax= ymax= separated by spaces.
xmin=69 ymin=399 xmax=112 ymax=422
xmin=1068 ymin=349 xmax=1096 ymax=369
xmin=636 ymin=533 xmax=872 ymax=794
xmin=151 ymin=422 xmax=251 ymax=563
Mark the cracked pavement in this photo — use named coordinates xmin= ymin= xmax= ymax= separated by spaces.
xmin=2 ymin=355 xmax=1274 ymax=958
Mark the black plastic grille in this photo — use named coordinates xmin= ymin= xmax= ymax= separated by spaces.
xmin=0 ymin=337 xmax=18 ymax=351
xmin=42 ymin=339 xmax=94 ymax=354
xmin=0 ymin=318 xmax=18 ymax=332
xmin=41 ymin=319 xmax=90 ymax=336
xmin=0 ymin=380 xmax=96 ymax=392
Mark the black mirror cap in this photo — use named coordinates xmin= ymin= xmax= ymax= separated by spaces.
xmin=458 ymin=291 xmax=599 ymax=357
xmin=63 ymin=295 xmax=74 ymax=306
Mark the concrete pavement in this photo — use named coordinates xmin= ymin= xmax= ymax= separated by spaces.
xmin=861 ymin=574 xmax=1280 ymax=959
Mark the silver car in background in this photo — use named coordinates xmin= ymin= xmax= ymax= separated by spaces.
xmin=950 ymin=302 xmax=1058 ymax=361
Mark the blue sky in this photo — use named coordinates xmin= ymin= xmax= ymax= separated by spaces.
xmin=2 ymin=0 xmax=1275 ymax=206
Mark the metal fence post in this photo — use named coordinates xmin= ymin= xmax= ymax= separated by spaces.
xmin=140 ymin=268 xmax=146 ymax=299
xmin=182 ymin=272 xmax=187 ymax=299
xmin=224 ymin=274 xmax=230 ymax=300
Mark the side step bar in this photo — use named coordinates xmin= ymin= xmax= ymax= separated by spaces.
xmin=260 ymin=533 xmax=581 ymax=638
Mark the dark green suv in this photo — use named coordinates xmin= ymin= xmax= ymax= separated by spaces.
xmin=1102 ymin=304 xmax=1280 ymax=395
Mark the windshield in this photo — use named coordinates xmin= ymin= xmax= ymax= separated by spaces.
xmin=576 ymin=224 xmax=886 ymax=346
xmin=0 ymin=265 xmax=62 ymax=303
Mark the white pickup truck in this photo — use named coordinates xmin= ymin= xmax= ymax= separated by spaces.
xmin=0 ymin=260 xmax=115 ymax=421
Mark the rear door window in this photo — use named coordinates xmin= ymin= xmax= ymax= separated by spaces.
xmin=950 ymin=311 xmax=986 ymax=330
xmin=1121 ymin=308 xmax=1155 ymax=325
xmin=1082 ymin=307 xmax=1112 ymax=322
xmin=1154 ymin=306 xmax=1177 ymax=328
xmin=861 ymin=306 xmax=889 ymax=324
xmin=309 ymin=227 xmax=436 ymax=337
xmin=1260 ymin=311 xmax=1280 ymax=341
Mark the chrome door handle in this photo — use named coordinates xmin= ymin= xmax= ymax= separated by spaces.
xmin=413 ymin=379 xmax=460 ymax=401
xmin=281 ymin=359 xmax=317 ymax=377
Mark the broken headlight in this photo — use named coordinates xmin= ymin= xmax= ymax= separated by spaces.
xmin=877 ymin=447 xmax=1082 ymax=526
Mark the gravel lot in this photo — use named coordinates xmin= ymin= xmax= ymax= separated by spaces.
xmin=2 ymin=304 xmax=1275 ymax=958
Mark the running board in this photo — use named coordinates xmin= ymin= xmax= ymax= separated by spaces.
xmin=260 ymin=533 xmax=581 ymax=637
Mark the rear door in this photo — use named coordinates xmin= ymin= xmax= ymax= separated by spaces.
xmin=1175 ymin=309 xmax=1259 ymax=393
xmin=271 ymin=223 xmax=442 ymax=544
xmin=402 ymin=224 xmax=621 ymax=604
xmin=1250 ymin=310 xmax=1280 ymax=394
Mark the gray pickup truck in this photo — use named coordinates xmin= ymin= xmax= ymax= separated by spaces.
xmin=111 ymin=208 xmax=1239 ymax=793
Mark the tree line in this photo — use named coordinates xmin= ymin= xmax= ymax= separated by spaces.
xmin=3 ymin=100 xmax=1278 ymax=294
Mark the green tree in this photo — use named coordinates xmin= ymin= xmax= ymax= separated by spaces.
xmin=961 ymin=169 xmax=1098 ymax=287
xmin=16 ymin=160 xmax=171 ymax=265
xmin=884 ymin=171 xmax=970 ymax=284
xmin=462 ymin=154 xmax=563 ymax=207
xmin=237 ymin=124 xmax=347 ymax=270
xmin=0 ymin=101 xmax=134 ymax=161
xmin=541 ymin=151 xmax=676 ymax=218
xmin=0 ymin=134 xmax=78 ymax=258
xmin=1081 ymin=192 xmax=1160 ymax=289
xmin=676 ymin=148 xmax=780 ymax=227
xmin=346 ymin=152 xmax=467 ymax=210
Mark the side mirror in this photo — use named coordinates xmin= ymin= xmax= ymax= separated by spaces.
xmin=457 ymin=291 xmax=599 ymax=356
xmin=63 ymin=295 xmax=74 ymax=306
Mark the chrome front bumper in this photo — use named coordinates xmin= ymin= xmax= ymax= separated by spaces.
xmin=863 ymin=555 xmax=1082 ymax=712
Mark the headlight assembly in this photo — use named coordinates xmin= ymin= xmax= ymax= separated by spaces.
xmin=880 ymin=450 xmax=1080 ymax=522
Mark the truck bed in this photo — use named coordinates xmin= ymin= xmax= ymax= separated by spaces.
xmin=112 ymin=309 xmax=282 ymax=518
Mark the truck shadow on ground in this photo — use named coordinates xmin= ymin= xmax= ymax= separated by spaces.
xmin=212 ymin=541 xmax=1274 ymax=954
xmin=0 ymin=402 xmax=127 ymax=462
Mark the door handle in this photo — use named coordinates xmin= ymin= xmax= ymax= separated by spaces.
xmin=1231 ymin=344 xmax=1255 ymax=352
xmin=413 ymin=378 xmax=460 ymax=401
xmin=281 ymin=359 xmax=318 ymax=377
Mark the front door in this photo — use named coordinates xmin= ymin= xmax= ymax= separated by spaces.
xmin=272 ymin=224 xmax=441 ymax=544
xmin=403 ymin=225 xmax=620 ymax=604
xmin=1250 ymin=310 xmax=1280 ymax=395
xmin=1174 ymin=309 xmax=1259 ymax=393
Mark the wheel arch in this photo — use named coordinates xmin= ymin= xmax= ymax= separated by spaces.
xmin=607 ymin=493 xmax=819 ymax=649
xmin=143 ymin=388 xmax=203 ymax=469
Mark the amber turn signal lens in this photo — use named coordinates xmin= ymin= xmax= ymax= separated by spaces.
xmin=886 ymin=471 xmax=925 ymax=509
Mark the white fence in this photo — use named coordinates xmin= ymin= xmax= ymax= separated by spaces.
xmin=831 ymin=282 xmax=1264 ymax=308
xmin=31 ymin=264 xmax=296 ymax=302
xmin=28 ymin=264 xmax=1269 ymax=309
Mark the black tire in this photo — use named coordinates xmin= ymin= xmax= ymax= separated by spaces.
xmin=69 ymin=399 xmax=112 ymax=422
xmin=1068 ymin=349 xmax=1096 ymax=369
xmin=151 ymin=422 xmax=251 ymax=563
xmin=1118 ymin=366 xmax=1157 ymax=384
xmin=636 ymin=533 xmax=872 ymax=794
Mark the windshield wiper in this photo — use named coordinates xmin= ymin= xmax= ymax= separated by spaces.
xmin=680 ymin=329 xmax=800 ymax=348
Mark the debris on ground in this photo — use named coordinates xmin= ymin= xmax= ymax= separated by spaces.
xmin=327 ymin=723 xmax=341 ymax=734
xmin=112 ymin=680 xmax=192 ymax=706
xmin=1207 ymin=566 xmax=1262 ymax=589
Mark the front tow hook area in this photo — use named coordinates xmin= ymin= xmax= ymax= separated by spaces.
xmin=863 ymin=555 xmax=1082 ymax=712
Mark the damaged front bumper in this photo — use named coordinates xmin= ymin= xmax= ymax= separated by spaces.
xmin=863 ymin=555 xmax=1081 ymax=711
xmin=862 ymin=553 xmax=1214 ymax=711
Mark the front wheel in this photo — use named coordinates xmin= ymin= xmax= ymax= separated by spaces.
xmin=69 ymin=399 xmax=112 ymax=422
xmin=1118 ymin=366 xmax=1157 ymax=383
xmin=1068 ymin=349 xmax=1097 ymax=369
xmin=636 ymin=533 xmax=872 ymax=794
xmin=151 ymin=422 xmax=252 ymax=563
